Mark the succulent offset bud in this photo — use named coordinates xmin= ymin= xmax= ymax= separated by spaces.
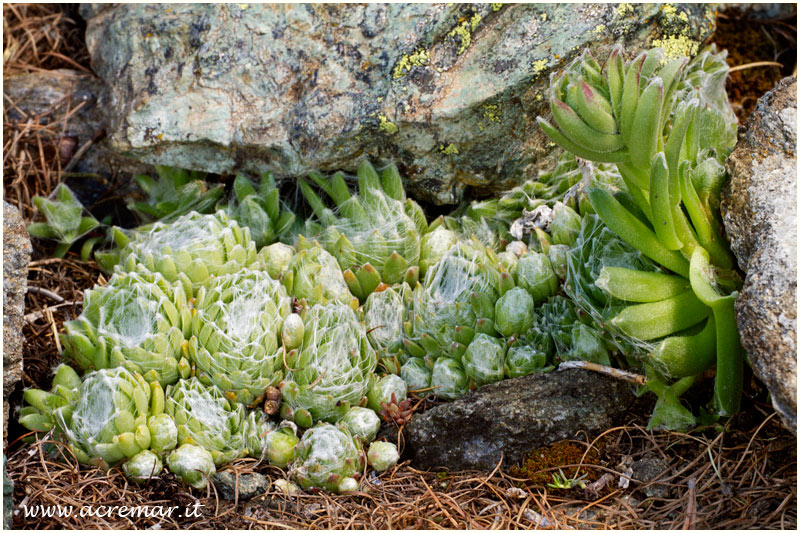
xmin=367 ymin=441 xmax=399 ymax=472
xmin=282 ymin=242 xmax=358 ymax=309
xmin=362 ymin=284 xmax=411 ymax=357
xmin=167 ymin=443 xmax=216 ymax=489
xmin=550 ymin=203 xmax=582 ymax=247
xmin=290 ymin=423 xmax=365 ymax=493
xmin=494 ymin=287 xmax=535 ymax=337
xmin=226 ymin=172 xmax=297 ymax=248
xmin=462 ymin=333 xmax=506 ymax=387
xmin=147 ymin=413 xmax=178 ymax=453
xmin=515 ymin=252 xmax=558 ymax=303
xmin=129 ymin=166 xmax=224 ymax=224
xmin=341 ymin=406 xmax=381 ymax=444
xmin=420 ymin=226 xmax=459 ymax=275
xmin=430 ymin=358 xmax=468 ymax=400
xmin=258 ymin=242 xmax=296 ymax=280
xmin=504 ymin=344 xmax=549 ymax=378
xmin=263 ymin=422 xmax=300 ymax=468
xmin=123 ymin=450 xmax=163 ymax=483
xmin=547 ymin=244 xmax=570 ymax=280
xmin=366 ymin=374 xmax=408 ymax=413
xmin=400 ymin=357 xmax=432 ymax=393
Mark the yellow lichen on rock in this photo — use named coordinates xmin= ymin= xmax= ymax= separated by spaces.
xmin=652 ymin=34 xmax=699 ymax=59
xmin=378 ymin=115 xmax=398 ymax=135
xmin=440 ymin=143 xmax=459 ymax=155
xmin=393 ymin=48 xmax=430 ymax=79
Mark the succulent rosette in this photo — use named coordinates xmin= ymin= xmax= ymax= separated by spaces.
xmin=299 ymin=161 xmax=427 ymax=301
xmin=494 ymin=287 xmax=535 ymax=337
xmin=461 ymin=333 xmax=506 ymax=387
xmin=290 ymin=423 xmax=365 ymax=493
xmin=167 ymin=443 xmax=216 ymax=489
xmin=280 ymin=303 xmax=377 ymax=427
xmin=367 ymin=441 xmax=399 ymax=472
xmin=164 ymin=378 xmax=248 ymax=465
xmin=362 ymin=284 xmax=411 ymax=361
xmin=430 ymin=357 xmax=469 ymax=400
xmin=504 ymin=344 xmax=549 ymax=379
xmin=400 ymin=357 xmax=432 ymax=393
xmin=100 ymin=211 xmax=258 ymax=290
xmin=419 ymin=225 xmax=459 ymax=276
xmin=225 ymin=172 xmax=297 ymax=248
xmin=366 ymin=374 xmax=408 ymax=413
xmin=515 ymin=252 xmax=558 ymax=304
xmin=68 ymin=367 xmax=164 ymax=466
xmin=341 ymin=406 xmax=382 ymax=444
xmin=282 ymin=241 xmax=358 ymax=308
xmin=18 ymin=364 xmax=81 ymax=436
xmin=258 ymin=242 xmax=296 ymax=280
xmin=188 ymin=269 xmax=292 ymax=405
xmin=60 ymin=270 xmax=191 ymax=386
xmin=123 ymin=450 xmax=163 ymax=483
xmin=405 ymin=238 xmax=507 ymax=363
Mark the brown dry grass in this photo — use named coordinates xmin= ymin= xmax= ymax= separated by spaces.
xmin=3 ymin=4 xmax=797 ymax=530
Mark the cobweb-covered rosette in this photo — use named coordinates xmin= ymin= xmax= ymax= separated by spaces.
xmin=281 ymin=242 xmax=358 ymax=309
xmin=188 ymin=269 xmax=292 ymax=405
xmin=280 ymin=304 xmax=377 ymax=427
xmin=164 ymin=377 xmax=250 ymax=465
xmin=102 ymin=211 xmax=258 ymax=290
xmin=60 ymin=270 xmax=191 ymax=386
xmin=404 ymin=238 xmax=507 ymax=363
xmin=299 ymin=161 xmax=426 ymax=301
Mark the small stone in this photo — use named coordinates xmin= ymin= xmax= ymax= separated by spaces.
xmin=211 ymin=471 xmax=270 ymax=500
xmin=630 ymin=456 xmax=672 ymax=499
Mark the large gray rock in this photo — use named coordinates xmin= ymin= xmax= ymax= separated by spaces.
xmin=721 ymin=76 xmax=797 ymax=434
xmin=82 ymin=3 xmax=714 ymax=204
xmin=3 ymin=202 xmax=31 ymax=445
xmin=404 ymin=368 xmax=648 ymax=471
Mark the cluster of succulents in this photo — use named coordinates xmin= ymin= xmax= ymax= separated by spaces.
xmin=21 ymin=44 xmax=741 ymax=491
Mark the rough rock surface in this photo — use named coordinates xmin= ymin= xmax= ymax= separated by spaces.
xmin=212 ymin=471 xmax=270 ymax=500
xmin=2 ymin=70 xmax=152 ymax=200
xmin=3 ymin=202 xmax=31 ymax=446
xmin=82 ymin=3 xmax=714 ymax=204
xmin=404 ymin=368 xmax=648 ymax=471
xmin=721 ymin=76 xmax=797 ymax=434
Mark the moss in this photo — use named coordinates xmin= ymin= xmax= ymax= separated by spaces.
xmin=440 ymin=143 xmax=459 ymax=155
xmin=509 ymin=440 xmax=601 ymax=485
xmin=393 ymin=48 xmax=430 ymax=79
xmin=378 ymin=115 xmax=398 ymax=135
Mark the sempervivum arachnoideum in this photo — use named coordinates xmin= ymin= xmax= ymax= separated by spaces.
xmin=290 ymin=423 xmax=365 ymax=493
xmin=281 ymin=240 xmax=359 ymax=309
xmin=187 ymin=269 xmax=292 ymax=406
xmin=60 ymin=269 xmax=191 ymax=386
xmin=361 ymin=283 xmax=412 ymax=372
xmin=164 ymin=377 xmax=249 ymax=466
xmin=99 ymin=211 xmax=258 ymax=292
xmin=280 ymin=303 xmax=377 ymax=428
xmin=298 ymin=161 xmax=427 ymax=301
xmin=404 ymin=237 xmax=510 ymax=364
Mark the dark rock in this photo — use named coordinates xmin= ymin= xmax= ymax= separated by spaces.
xmin=721 ymin=76 xmax=797 ymax=434
xmin=3 ymin=202 xmax=31 ymax=446
xmin=212 ymin=471 xmax=270 ymax=500
xmin=404 ymin=368 xmax=649 ymax=471
xmin=630 ymin=456 xmax=672 ymax=499
xmin=81 ymin=3 xmax=715 ymax=204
